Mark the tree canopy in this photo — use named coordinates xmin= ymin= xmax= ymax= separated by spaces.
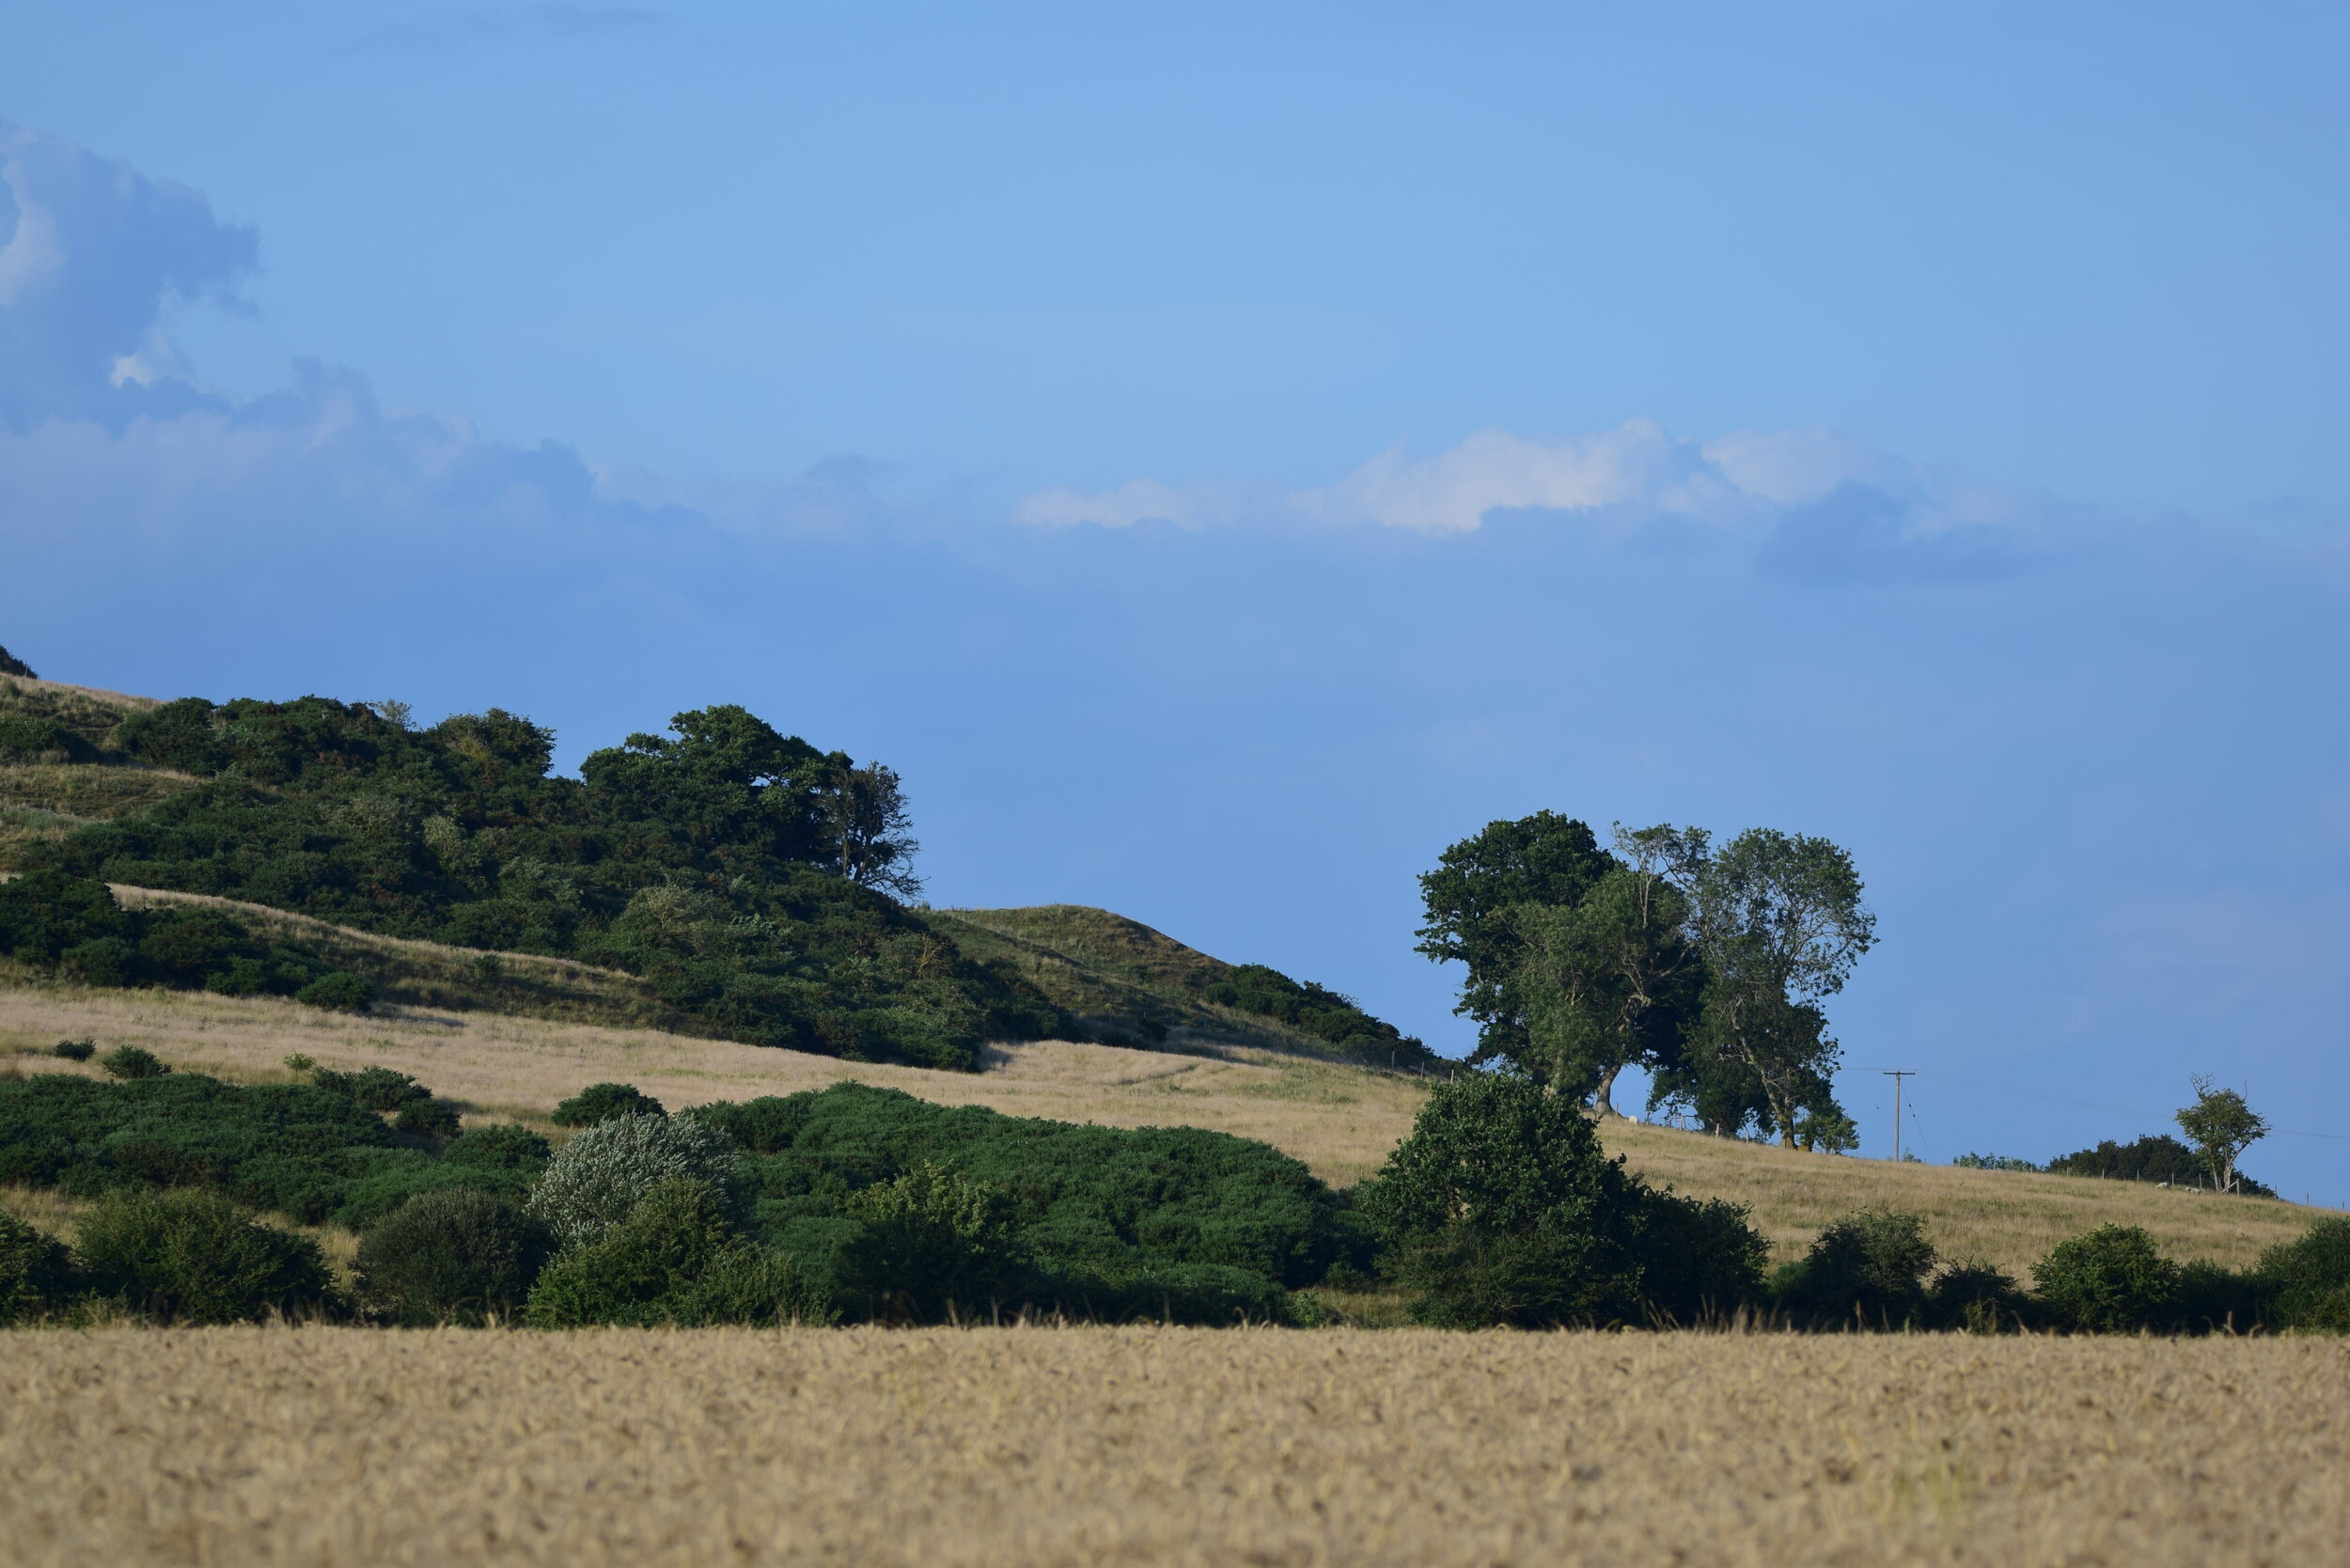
xmin=1418 ymin=811 xmax=1873 ymax=1140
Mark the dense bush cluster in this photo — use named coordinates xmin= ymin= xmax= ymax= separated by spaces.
xmin=700 ymin=1082 xmax=1366 ymax=1323
xmin=1199 ymin=964 xmax=1426 ymax=1061
xmin=0 ymin=1057 xmax=2342 ymax=1335
xmin=21 ymin=696 xmax=1065 ymax=1070
xmin=1355 ymin=1074 xmax=1766 ymax=1326
xmin=0 ymin=870 xmax=354 ymax=1002
xmin=0 ymin=1071 xmax=524 ymax=1228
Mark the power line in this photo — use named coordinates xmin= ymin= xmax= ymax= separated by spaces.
xmin=1840 ymin=1066 xmax=2350 ymax=1143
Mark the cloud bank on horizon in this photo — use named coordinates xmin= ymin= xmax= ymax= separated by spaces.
xmin=5 ymin=117 xmax=2349 ymax=1196
xmin=7 ymin=114 xmax=2042 ymax=585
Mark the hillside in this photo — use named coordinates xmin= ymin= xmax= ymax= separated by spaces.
xmin=0 ymin=671 xmax=1430 ymax=1072
xmin=1 ymin=958 xmax=2326 ymax=1274
xmin=0 ymin=672 xmax=1431 ymax=1073
xmin=930 ymin=904 xmax=1438 ymax=1067
xmin=0 ymin=676 xmax=196 ymax=869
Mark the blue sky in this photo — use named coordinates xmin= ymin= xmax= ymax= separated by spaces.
xmin=4 ymin=3 xmax=2348 ymax=1197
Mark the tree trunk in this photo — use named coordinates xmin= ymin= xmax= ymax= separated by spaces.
xmin=1592 ymin=1062 xmax=1621 ymax=1119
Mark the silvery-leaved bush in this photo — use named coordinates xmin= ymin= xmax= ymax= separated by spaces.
xmin=525 ymin=1112 xmax=740 ymax=1247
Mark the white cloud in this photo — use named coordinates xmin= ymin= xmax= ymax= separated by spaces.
xmin=1012 ymin=419 xmax=1912 ymax=537
xmin=1296 ymin=419 xmax=1749 ymax=532
xmin=0 ymin=118 xmax=257 ymax=427
xmin=1014 ymin=478 xmax=1198 ymax=529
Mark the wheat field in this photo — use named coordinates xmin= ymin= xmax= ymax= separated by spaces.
xmin=0 ymin=1325 xmax=2342 ymax=1568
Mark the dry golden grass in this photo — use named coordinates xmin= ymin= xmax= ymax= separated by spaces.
xmin=1599 ymin=1117 xmax=2326 ymax=1275
xmin=105 ymin=885 xmax=702 ymax=1035
xmin=0 ymin=1326 xmax=2343 ymax=1567
xmin=0 ymin=980 xmax=1427 ymax=1184
xmin=0 ymin=967 xmax=2328 ymax=1270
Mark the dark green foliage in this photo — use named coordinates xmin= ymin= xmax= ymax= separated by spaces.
xmin=0 ymin=1072 xmax=524 ymax=1227
xmin=2172 ymin=1260 xmax=2266 ymax=1334
xmin=75 ymin=1188 xmax=338 ymax=1324
xmin=0 ymin=645 xmax=36 ymax=680
xmin=393 ymin=1099 xmax=462 ymax=1137
xmin=2045 ymin=1134 xmax=2276 ymax=1197
xmin=113 ymin=697 xmax=224 ymax=774
xmin=442 ymin=1123 xmax=552 ymax=1174
xmin=553 ymin=1082 xmax=665 ymax=1126
xmin=2031 ymin=1225 xmax=2181 ymax=1333
xmin=0 ymin=870 xmax=331 ymax=997
xmin=1633 ymin=1189 xmax=1772 ymax=1325
xmin=1953 ymin=1152 xmax=2042 ymax=1171
xmin=1928 ymin=1261 xmax=2034 ymax=1333
xmin=524 ymin=1178 xmax=832 ymax=1327
xmin=831 ymin=1163 xmax=1034 ymax=1324
xmin=0 ymin=1212 xmax=75 ymax=1324
xmin=100 ymin=1044 xmax=168 ymax=1079
xmin=1778 ymin=1211 xmax=1937 ymax=1327
xmin=2256 ymin=1217 xmax=2350 ymax=1332
xmin=296 ymin=971 xmax=374 ymax=1011
xmin=1356 ymin=1072 xmax=1762 ymax=1327
xmin=50 ymin=1039 xmax=94 ymax=1061
xmin=1199 ymin=964 xmax=1426 ymax=1061
xmin=354 ymin=1188 xmax=556 ymax=1325
xmin=700 ymin=1082 xmax=1359 ymax=1322
xmin=1416 ymin=811 xmax=1617 ymax=1064
xmin=312 ymin=1065 xmax=430 ymax=1111
xmin=30 ymin=697 xmax=1064 ymax=1071
xmin=0 ymin=713 xmax=98 ymax=764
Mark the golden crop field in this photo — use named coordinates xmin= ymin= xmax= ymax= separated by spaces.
xmin=1 ymin=1325 xmax=2343 ymax=1568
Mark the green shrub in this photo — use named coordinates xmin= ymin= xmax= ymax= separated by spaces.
xmin=525 ymin=1112 xmax=739 ymax=1247
xmin=2032 ymin=1225 xmax=2181 ymax=1333
xmin=552 ymin=1082 xmax=666 ymax=1126
xmin=296 ymin=972 xmax=374 ymax=1012
xmin=50 ymin=1039 xmax=94 ymax=1062
xmin=100 ymin=1044 xmax=168 ymax=1080
xmin=831 ymin=1163 xmax=1034 ymax=1324
xmin=354 ymin=1189 xmax=556 ymax=1325
xmin=63 ymin=936 xmax=136 ymax=986
xmin=393 ymin=1099 xmax=462 ymax=1138
xmin=1928 ymin=1260 xmax=2032 ymax=1332
xmin=312 ymin=1065 xmax=429 ymax=1112
xmin=443 ymin=1123 xmax=552 ymax=1174
xmin=1782 ymin=1211 xmax=1937 ymax=1327
xmin=525 ymin=1178 xmax=828 ymax=1327
xmin=0 ymin=1072 xmax=516 ymax=1228
xmin=665 ymin=1238 xmax=837 ymax=1326
xmin=1357 ymin=1073 xmax=1652 ymax=1327
xmin=2173 ymin=1260 xmax=2266 ymax=1334
xmin=0 ymin=1212 xmax=76 ymax=1325
xmin=1092 ymin=1262 xmax=1293 ymax=1325
xmin=709 ymin=1082 xmax=1368 ymax=1319
xmin=0 ymin=871 xmax=331 ymax=997
xmin=2256 ymin=1216 xmax=2350 ymax=1332
xmin=75 ymin=1189 xmax=338 ymax=1324
xmin=1632 ymin=1190 xmax=1769 ymax=1325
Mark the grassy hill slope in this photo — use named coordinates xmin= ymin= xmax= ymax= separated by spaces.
xmin=1 ymin=958 xmax=2326 ymax=1274
xmin=931 ymin=904 xmax=1438 ymax=1067
xmin=0 ymin=677 xmax=197 ymax=870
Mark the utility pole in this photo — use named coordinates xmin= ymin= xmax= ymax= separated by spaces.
xmin=1882 ymin=1071 xmax=1915 ymax=1163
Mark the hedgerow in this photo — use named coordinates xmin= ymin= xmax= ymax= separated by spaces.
xmin=0 ymin=1071 xmax=525 ymax=1228
xmin=698 ymin=1081 xmax=1367 ymax=1322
